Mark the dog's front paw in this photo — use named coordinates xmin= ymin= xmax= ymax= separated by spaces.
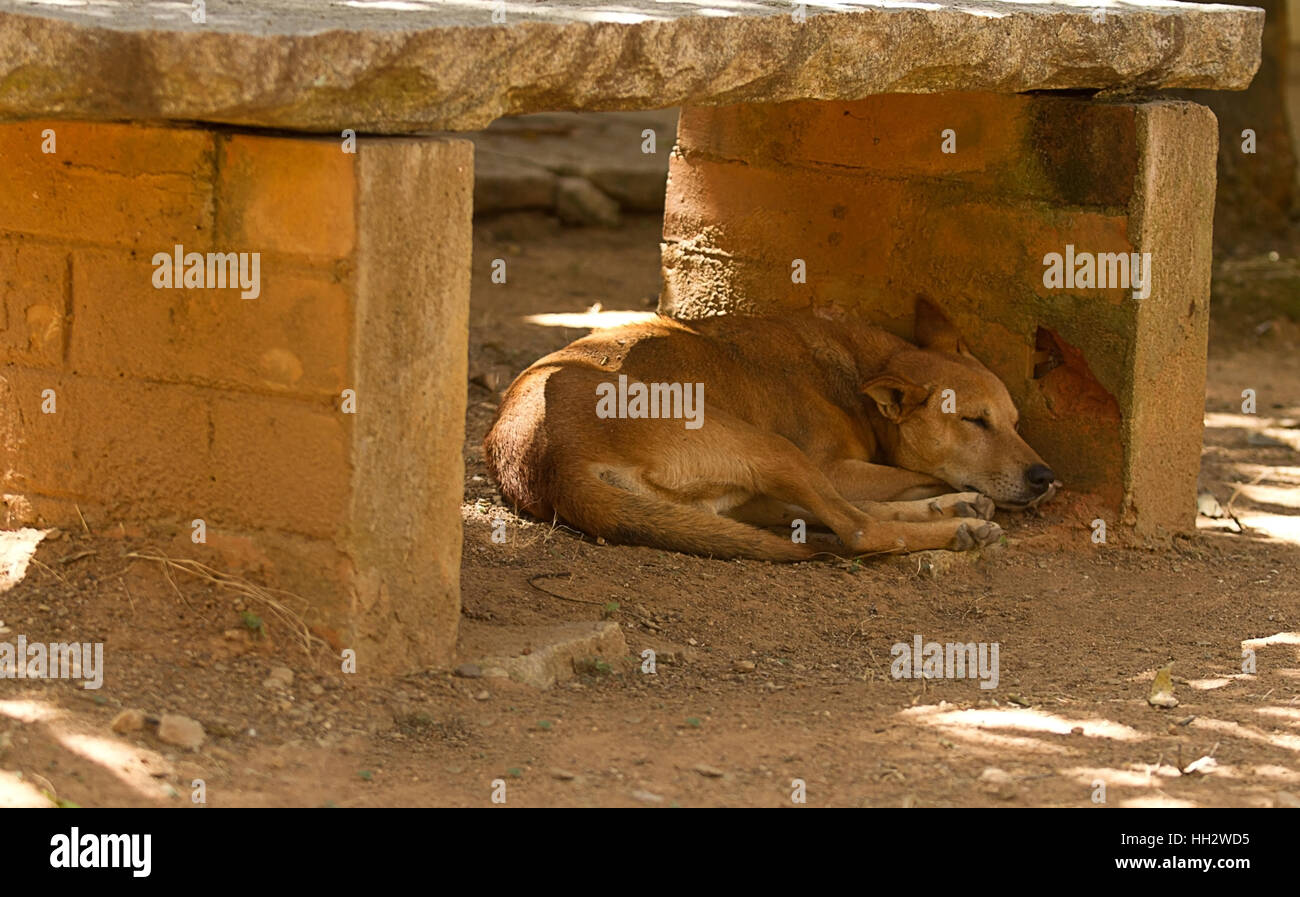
xmin=949 ymin=521 xmax=1003 ymax=551
xmin=928 ymin=492 xmax=996 ymax=521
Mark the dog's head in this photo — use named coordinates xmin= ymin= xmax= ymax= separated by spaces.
xmin=861 ymin=301 xmax=1058 ymax=509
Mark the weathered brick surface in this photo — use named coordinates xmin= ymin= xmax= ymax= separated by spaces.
xmin=70 ymin=249 xmax=350 ymax=397
xmin=675 ymin=95 xmax=1139 ymax=207
xmin=0 ymin=367 xmax=213 ymax=505
xmin=348 ymin=136 xmax=472 ymax=672
xmin=216 ymin=134 xmax=357 ymax=260
xmin=0 ymin=121 xmax=214 ymax=248
xmin=664 ymin=158 xmax=903 ymax=288
xmin=1124 ymin=101 xmax=1218 ymax=530
xmin=208 ymin=394 xmax=351 ymax=539
xmin=0 ymin=120 xmax=472 ymax=673
xmin=0 ymin=239 xmax=68 ymax=368
xmin=663 ymin=94 xmax=1217 ymax=535
xmin=0 ymin=369 xmax=348 ymax=539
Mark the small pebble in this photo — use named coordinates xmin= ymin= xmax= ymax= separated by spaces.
xmin=110 ymin=709 xmax=145 ymax=734
xmin=157 ymin=714 xmax=205 ymax=750
xmin=262 ymin=666 xmax=293 ymax=689
xmin=978 ymin=767 xmax=1013 ymax=785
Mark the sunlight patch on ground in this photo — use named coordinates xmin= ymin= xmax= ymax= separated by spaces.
xmin=54 ymin=731 xmax=174 ymax=799
xmin=522 ymin=310 xmax=659 ymax=329
xmin=1242 ymin=631 xmax=1300 ymax=650
xmin=916 ymin=726 xmax=1075 ymax=755
xmin=0 ymin=698 xmax=61 ymax=724
xmin=1191 ymin=717 xmax=1300 ymax=754
xmin=339 ymin=0 xmax=437 ymax=9
xmin=1119 ymin=795 xmax=1199 ymax=808
xmin=1233 ymin=483 xmax=1300 ymax=509
xmin=1203 ymin=412 xmax=1300 ymax=442
xmin=0 ymin=770 xmax=55 ymax=808
xmin=1243 ymin=764 xmax=1300 ymax=783
xmin=0 ymin=528 xmax=48 ymax=593
xmin=0 ymin=697 xmax=171 ymax=799
xmin=900 ymin=705 xmax=1144 ymax=742
xmin=1198 ymin=510 xmax=1300 ymax=545
xmin=1062 ymin=764 xmax=1181 ymax=789
xmin=1219 ymin=464 xmax=1300 ymax=482
xmin=1065 ymin=758 xmax=1242 ymax=792
xmin=1233 ymin=514 xmax=1300 ymax=545
xmin=1255 ymin=706 xmax=1300 ymax=727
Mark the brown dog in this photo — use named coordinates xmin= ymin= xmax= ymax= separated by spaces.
xmin=484 ymin=301 xmax=1057 ymax=561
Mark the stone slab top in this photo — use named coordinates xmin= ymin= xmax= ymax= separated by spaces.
xmin=0 ymin=0 xmax=1263 ymax=133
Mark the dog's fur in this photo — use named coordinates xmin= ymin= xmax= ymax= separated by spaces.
xmin=484 ymin=301 xmax=1057 ymax=561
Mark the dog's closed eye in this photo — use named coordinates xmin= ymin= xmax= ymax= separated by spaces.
xmin=961 ymin=416 xmax=990 ymax=430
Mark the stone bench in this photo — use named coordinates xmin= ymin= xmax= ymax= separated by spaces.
xmin=0 ymin=1 xmax=1264 ymax=673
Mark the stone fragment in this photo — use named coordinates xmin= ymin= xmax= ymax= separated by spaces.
xmin=474 ymin=622 xmax=628 ymax=689
xmin=157 ymin=713 xmax=205 ymax=750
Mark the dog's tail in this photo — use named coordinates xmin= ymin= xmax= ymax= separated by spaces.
xmin=555 ymin=474 xmax=814 ymax=563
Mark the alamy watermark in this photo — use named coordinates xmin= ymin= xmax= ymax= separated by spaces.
xmin=595 ymin=375 xmax=704 ymax=430
xmin=890 ymin=634 xmax=999 ymax=690
xmin=152 ymin=244 xmax=261 ymax=299
xmin=1042 ymin=244 xmax=1152 ymax=300
xmin=50 ymin=828 xmax=150 ymax=877
xmin=0 ymin=635 xmax=104 ymax=689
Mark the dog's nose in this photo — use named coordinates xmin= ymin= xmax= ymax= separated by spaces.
xmin=1025 ymin=464 xmax=1056 ymax=493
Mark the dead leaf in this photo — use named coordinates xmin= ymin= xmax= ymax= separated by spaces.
xmin=1148 ymin=664 xmax=1179 ymax=708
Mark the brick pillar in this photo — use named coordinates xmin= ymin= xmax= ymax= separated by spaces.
xmin=0 ymin=122 xmax=472 ymax=673
xmin=662 ymin=95 xmax=1217 ymax=536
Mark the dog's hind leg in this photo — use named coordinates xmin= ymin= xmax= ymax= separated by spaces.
xmin=556 ymin=471 xmax=814 ymax=561
xmin=684 ymin=412 xmax=888 ymax=553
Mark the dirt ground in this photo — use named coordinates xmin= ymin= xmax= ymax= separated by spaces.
xmin=2 ymin=212 xmax=1298 ymax=808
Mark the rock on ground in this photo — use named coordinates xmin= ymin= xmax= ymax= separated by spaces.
xmin=157 ymin=713 xmax=205 ymax=750
xmin=472 ymin=621 xmax=628 ymax=689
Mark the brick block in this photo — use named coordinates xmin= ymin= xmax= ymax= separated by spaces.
xmin=0 ymin=121 xmax=214 ymax=248
xmin=0 ymin=367 xmax=211 ymax=507
xmin=348 ymin=135 xmax=472 ymax=672
xmin=676 ymin=95 xmax=1139 ymax=208
xmin=69 ymin=248 xmax=350 ymax=397
xmin=677 ymin=94 xmax=1027 ymax=180
xmin=216 ymin=134 xmax=356 ymax=260
xmin=208 ymin=394 xmax=350 ymax=539
xmin=0 ymin=371 xmax=352 ymax=542
xmin=665 ymin=154 xmax=904 ymax=284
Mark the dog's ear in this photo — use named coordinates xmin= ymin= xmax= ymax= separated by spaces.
xmin=862 ymin=373 xmax=930 ymax=422
xmin=915 ymin=298 xmax=972 ymax=356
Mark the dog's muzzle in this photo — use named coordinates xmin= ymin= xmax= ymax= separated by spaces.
xmin=1026 ymin=481 xmax=1061 ymax=509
